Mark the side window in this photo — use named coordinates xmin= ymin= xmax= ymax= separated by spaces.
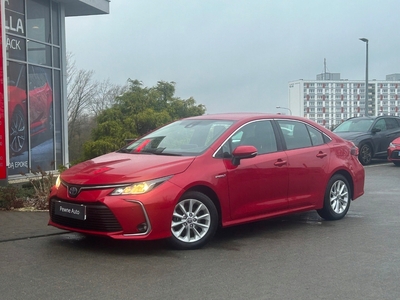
xmin=216 ymin=120 xmax=277 ymax=157
xmin=278 ymin=120 xmax=312 ymax=150
xmin=385 ymin=118 xmax=399 ymax=130
xmin=373 ymin=119 xmax=387 ymax=131
xmin=307 ymin=125 xmax=325 ymax=146
xmin=240 ymin=121 xmax=277 ymax=154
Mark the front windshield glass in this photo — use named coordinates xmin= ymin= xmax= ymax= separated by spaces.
xmin=119 ymin=119 xmax=234 ymax=156
xmin=333 ymin=119 xmax=374 ymax=133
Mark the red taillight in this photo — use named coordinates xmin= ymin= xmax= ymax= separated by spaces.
xmin=350 ymin=142 xmax=359 ymax=156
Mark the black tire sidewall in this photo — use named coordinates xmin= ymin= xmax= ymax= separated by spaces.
xmin=359 ymin=143 xmax=372 ymax=165
xmin=318 ymin=174 xmax=351 ymax=221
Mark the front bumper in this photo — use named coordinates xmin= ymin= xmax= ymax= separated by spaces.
xmin=48 ymin=180 xmax=181 ymax=240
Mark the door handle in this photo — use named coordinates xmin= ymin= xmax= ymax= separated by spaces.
xmin=316 ymin=152 xmax=327 ymax=158
xmin=274 ymin=159 xmax=287 ymax=167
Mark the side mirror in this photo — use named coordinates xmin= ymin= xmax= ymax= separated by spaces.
xmin=371 ymin=128 xmax=381 ymax=133
xmin=231 ymin=145 xmax=257 ymax=166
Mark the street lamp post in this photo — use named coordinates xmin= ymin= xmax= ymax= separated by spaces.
xmin=276 ymin=106 xmax=292 ymax=115
xmin=360 ymin=38 xmax=369 ymax=116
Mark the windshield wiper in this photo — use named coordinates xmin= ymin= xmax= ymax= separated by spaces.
xmin=117 ymin=148 xmax=131 ymax=153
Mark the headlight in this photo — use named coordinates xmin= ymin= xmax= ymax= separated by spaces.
xmin=55 ymin=175 xmax=61 ymax=189
xmin=110 ymin=176 xmax=172 ymax=195
xmin=388 ymin=142 xmax=400 ymax=148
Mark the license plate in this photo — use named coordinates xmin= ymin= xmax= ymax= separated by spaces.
xmin=54 ymin=201 xmax=86 ymax=220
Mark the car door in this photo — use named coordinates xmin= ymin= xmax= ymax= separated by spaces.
xmin=277 ymin=120 xmax=330 ymax=210
xmin=371 ymin=118 xmax=392 ymax=155
xmin=223 ymin=120 xmax=289 ymax=221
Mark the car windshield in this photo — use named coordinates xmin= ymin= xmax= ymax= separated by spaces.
xmin=119 ymin=119 xmax=234 ymax=156
xmin=333 ymin=119 xmax=374 ymax=133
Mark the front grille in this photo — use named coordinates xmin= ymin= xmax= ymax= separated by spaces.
xmin=390 ymin=150 xmax=400 ymax=159
xmin=50 ymin=199 xmax=122 ymax=232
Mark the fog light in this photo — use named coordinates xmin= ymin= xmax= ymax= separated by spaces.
xmin=137 ymin=222 xmax=148 ymax=233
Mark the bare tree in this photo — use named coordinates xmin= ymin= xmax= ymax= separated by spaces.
xmin=90 ymin=79 xmax=127 ymax=117
xmin=66 ymin=53 xmax=126 ymax=162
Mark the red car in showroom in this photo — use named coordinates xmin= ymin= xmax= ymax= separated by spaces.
xmin=8 ymin=64 xmax=53 ymax=155
xmin=387 ymin=137 xmax=400 ymax=166
xmin=48 ymin=113 xmax=365 ymax=250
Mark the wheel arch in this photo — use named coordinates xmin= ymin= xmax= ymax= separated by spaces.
xmin=331 ymin=170 xmax=354 ymax=200
xmin=184 ymin=185 xmax=222 ymax=226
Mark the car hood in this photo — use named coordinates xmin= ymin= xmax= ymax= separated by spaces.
xmin=61 ymin=152 xmax=196 ymax=185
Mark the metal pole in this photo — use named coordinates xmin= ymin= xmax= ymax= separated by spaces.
xmin=276 ymin=106 xmax=292 ymax=115
xmin=360 ymin=38 xmax=369 ymax=116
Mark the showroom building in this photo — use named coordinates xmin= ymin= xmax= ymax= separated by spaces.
xmin=0 ymin=0 xmax=109 ymax=184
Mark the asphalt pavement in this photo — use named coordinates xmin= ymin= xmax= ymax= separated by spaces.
xmin=0 ymin=210 xmax=65 ymax=242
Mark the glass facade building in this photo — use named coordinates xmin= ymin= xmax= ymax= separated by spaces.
xmin=0 ymin=0 xmax=109 ymax=182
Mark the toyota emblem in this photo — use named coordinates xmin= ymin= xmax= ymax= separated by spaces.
xmin=68 ymin=186 xmax=79 ymax=197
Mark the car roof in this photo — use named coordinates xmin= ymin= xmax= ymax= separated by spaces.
xmin=184 ymin=113 xmax=310 ymax=123
xmin=346 ymin=115 xmax=400 ymax=121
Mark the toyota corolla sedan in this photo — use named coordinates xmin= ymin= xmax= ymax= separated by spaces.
xmin=48 ymin=113 xmax=365 ymax=250
xmin=387 ymin=137 xmax=400 ymax=166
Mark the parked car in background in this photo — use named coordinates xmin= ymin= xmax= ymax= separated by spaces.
xmin=48 ymin=113 xmax=365 ymax=250
xmin=387 ymin=137 xmax=400 ymax=166
xmin=333 ymin=116 xmax=400 ymax=165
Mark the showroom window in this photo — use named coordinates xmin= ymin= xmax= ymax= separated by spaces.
xmin=5 ymin=0 xmax=62 ymax=176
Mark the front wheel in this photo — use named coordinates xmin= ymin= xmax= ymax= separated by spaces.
xmin=9 ymin=107 xmax=27 ymax=155
xmin=358 ymin=143 xmax=372 ymax=165
xmin=317 ymin=174 xmax=351 ymax=221
xmin=168 ymin=191 xmax=218 ymax=250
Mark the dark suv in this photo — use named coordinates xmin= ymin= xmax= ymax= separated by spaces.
xmin=333 ymin=116 xmax=400 ymax=165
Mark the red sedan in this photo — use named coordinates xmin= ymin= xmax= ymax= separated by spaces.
xmin=8 ymin=65 xmax=53 ymax=155
xmin=48 ymin=113 xmax=365 ymax=250
xmin=387 ymin=137 xmax=400 ymax=166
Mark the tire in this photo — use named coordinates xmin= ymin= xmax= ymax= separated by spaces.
xmin=168 ymin=191 xmax=218 ymax=250
xmin=9 ymin=107 xmax=27 ymax=155
xmin=358 ymin=143 xmax=372 ymax=165
xmin=317 ymin=174 xmax=351 ymax=221
xmin=393 ymin=161 xmax=400 ymax=166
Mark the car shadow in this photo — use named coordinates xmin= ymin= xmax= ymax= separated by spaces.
xmin=47 ymin=211 xmax=331 ymax=255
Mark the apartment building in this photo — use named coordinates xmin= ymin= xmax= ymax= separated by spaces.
xmin=288 ymin=73 xmax=400 ymax=129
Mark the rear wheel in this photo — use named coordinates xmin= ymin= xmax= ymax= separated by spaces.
xmin=358 ymin=143 xmax=372 ymax=165
xmin=317 ymin=174 xmax=351 ymax=221
xmin=168 ymin=191 xmax=218 ymax=250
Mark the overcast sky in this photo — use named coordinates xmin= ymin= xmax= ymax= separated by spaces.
xmin=65 ymin=0 xmax=400 ymax=114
